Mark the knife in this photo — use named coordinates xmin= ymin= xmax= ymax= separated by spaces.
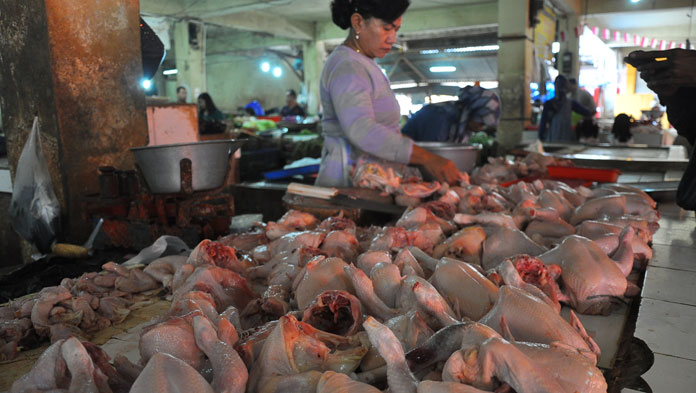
xmin=287 ymin=183 xmax=405 ymax=215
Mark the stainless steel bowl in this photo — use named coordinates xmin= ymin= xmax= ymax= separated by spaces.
xmin=416 ymin=142 xmax=482 ymax=173
xmin=131 ymin=140 xmax=244 ymax=193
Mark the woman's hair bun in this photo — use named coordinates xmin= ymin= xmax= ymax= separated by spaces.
xmin=330 ymin=0 xmax=353 ymax=30
xmin=331 ymin=1 xmax=411 ymax=30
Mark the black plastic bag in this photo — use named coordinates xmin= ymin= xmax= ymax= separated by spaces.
xmin=9 ymin=117 xmax=61 ymax=253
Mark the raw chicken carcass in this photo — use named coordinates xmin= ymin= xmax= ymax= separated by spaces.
xmin=370 ymin=262 xmax=403 ymax=308
xmin=316 ymin=371 xmax=381 ymax=393
xmin=539 ymin=231 xmax=634 ymax=314
xmin=432 ymin=226 xmax=486 ymax=264
xmin=219 ymin=231 xmax=269 ymax=253
xmin=130 ymin=352 xmax=214 ymax=393
xmin=525 ymin=218 xmax=576 ymax=246
xmin=302 ymin=290 xmax=363 ymax=336
xmin=143 ymin=255 xmax=188 ymax=288
xmin=269 ymin=231 xmax=326 ymax=256
xmin=397 ymin=206 xmax=456 ymax=235
xmin=428 ymin=258 xmax=499 ymax=320
xmin=481 ymin=227 xmax=546 ymax=270
xmin=478 ymin=286 xmax=601 ymax=361
xmin=318 ymin=213 xmax=357 ymax=235
xmin=570 ymin=194 xmax=659 ymax=225
xmin=397 ymin=181 xmax=442 ymax=198
xmin=114 ymin=267 xmax=159 ymax=293
xmin=248 ymin=314 xmax=368 ymax=393
xmin=294 ymin=257 xmax=356 ymax=310
xmin=31 ymin=286 xmax=72 ymax=336
xmin=193 ymin=315 xmax=248 ymax=393
xmin=356 ymin=250 xmax=392 ymax=275
xmin=11 ymin=337 xmax=107 ymax=393
xmin=442 ymin=337 xmax=568 ymax=392
xmin=265 ymin=209 xmax=319 ymax=240
xmin=139 ymin=315 xmax=205 ymax=370
xmin=320 ymin=230 xmax=360 ymax=261
xmin=173 ymin=265 xmax=258 ymax=311
xmin=187 ymin=239 xmax=250 ymax=275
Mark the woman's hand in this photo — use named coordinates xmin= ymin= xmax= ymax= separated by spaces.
xmin=410 ymin=145 xmax=462 ymax=184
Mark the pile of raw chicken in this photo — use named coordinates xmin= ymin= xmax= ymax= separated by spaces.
xmin=4 ymin=155 xmax=660 ymax=393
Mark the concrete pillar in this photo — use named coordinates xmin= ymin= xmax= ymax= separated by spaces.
xmin=496 ymin=0 xmax=534 ymax=150
xmin=175 ymin=20 xmax=206 ymax=100
xmin=302 ymin=40 xmax=326 ymax=115
xmin=0 ymin=0 xmax=148 ymax=248
xmin=558 ymin=13 xmax=580 ymax=80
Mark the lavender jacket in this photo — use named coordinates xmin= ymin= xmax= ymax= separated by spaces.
xmin=316 ymin=45 xmax=413 ymax=187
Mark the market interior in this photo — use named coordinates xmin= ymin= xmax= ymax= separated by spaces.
xmin=1 ymin=0 xmax=695 ymax=392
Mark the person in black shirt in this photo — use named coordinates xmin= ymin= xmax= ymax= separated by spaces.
xmin=628 ymin=48 xmax=696 ymax=210
xmin=280 ymin=89 xmax=306 ymax=117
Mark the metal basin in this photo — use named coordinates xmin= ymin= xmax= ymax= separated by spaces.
xmin=131 ymin=140 xmax=244 ymax=193
xmin=416 ymin=142 xmax=482 ymax=173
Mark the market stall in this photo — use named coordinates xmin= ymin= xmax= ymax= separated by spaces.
xmin=1 ymin=150 xmax=671 ymax=392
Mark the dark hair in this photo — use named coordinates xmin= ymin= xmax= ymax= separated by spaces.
xmin=197 ymin=93 xmax=219 ymax=113
xmin=287 ymin=89 xmax=297 ymax=98
xmin=612 ymin=113 xmax=633 ymax=142
xmin=331 ymin=0 xmax=410 ymax=30
xmin=176 ymin=86 xmax=186 ymax=93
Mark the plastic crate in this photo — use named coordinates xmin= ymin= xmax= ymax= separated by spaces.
xmin=547 ymin=165 xmax=620 ymax=183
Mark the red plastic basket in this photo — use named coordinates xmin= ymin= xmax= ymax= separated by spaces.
xmin=546 ymin=165 xmax=620 ymax=183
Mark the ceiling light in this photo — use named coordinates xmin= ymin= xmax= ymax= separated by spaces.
xmin=551 ymin=42 xmax=560 ymax=54
xmin=162 ymin=69 xmax=178 ymax=75
xmin=420 ymin=49 xmax=439 ymax=55
xmin=630 ymin=0 xmax=640 ymax=3
xmin=272 ymin=66 xmax=282 ymax=78
xmin=443 ymin=45 xmax=499 ymax=53
xmin=140 ymin=79 xmax=152 ymax=90
xmin=391 ymin=82 xmax=418 ymax=89
xmin=260 ymin=62 xmax=270 ymax=72
xmin=430 ymin=66 xmax=457 ymax=73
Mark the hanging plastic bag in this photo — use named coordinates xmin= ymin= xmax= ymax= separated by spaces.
xmin=9 ymin=116 xmax=61 ymax=253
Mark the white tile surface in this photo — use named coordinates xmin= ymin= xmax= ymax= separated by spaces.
xmin=650 ymin=244 xmax=696 ymax=272
xmin=656 ymin=219 xmax=696 ymax=232
xmin=634 ymin=298 xmax=696 ymax=361
xmin=642 ymin=354 xmax=696 ymax=393
xmin=651 ymin=227 xmax=696 ymax=247
xmin=561 ymin=304 xmax=628 ymax=369
xmin=642 ymin=266 xmax=696 ymax=306
xmin=658 ymin=203 xmax=696 ymax=219
xmin=0 ymin=169 xmax=11 ymax=193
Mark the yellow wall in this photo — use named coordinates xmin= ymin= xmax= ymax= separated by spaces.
xmin=615 ymin=64 xmax=669 ymax=128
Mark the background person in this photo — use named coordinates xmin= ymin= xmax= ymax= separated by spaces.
xmin=402 ymin=85 xmax=500 ymax=143
xmin=280 ymin=89 xmax=306 ymax=117
xmin=197 ymin=93 xmax=226 ymax=134
xmin=317 ymin=0 xmax=459 ymax=187
xmin=538 ymin=75 xmax=594 ymax=142
xmin=176 ymin=86 xmax=187 ymax=103
xmin=628 ymin=48 xmax=696 ymax=210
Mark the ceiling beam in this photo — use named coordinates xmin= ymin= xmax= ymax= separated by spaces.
xmin=316 ymin=2 xmax=499 ymax=42
xmin=205 ymin=11 xmax=314 ymax=41
xmin=401 ymin=56 xmax=428 ymax=82
xmin=585 ymin=0 xmax=694 ymax=15
xmin=206 ymin=29 xmax=304 ymax=53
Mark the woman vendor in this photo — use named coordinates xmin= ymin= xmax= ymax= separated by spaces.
xmin=316 ymin=0 xmax=460 ymax=187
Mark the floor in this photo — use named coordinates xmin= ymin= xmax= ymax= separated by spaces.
xmin=627 ymin=202 xmax=696 ymax=392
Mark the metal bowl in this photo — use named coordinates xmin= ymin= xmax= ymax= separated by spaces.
xmin=416 ymin=142 xmax=482 ymax=173
xmin=131 ymin=140 xmax=244 ymax=193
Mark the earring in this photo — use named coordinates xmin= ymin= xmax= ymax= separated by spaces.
xmin=355 ymin=33 xmax=359 ymax=40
